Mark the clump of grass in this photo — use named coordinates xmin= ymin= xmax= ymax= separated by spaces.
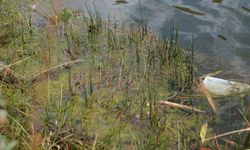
xmin=159 ymin=21 xmax=194 ymax=91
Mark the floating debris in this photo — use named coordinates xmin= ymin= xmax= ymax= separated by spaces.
xmin=114 ymin=0 xmax=128 ymax=5
xmin=203 ymin=76 xmax=250 ymax=96
xmin=218 ymin=34 xmax=227 ymax=40
xmin=242 ymin=6 xmax=250 ymax=13
xmin=173 ymin=5 xmax=206 ymax=16
xmin=212 ymin=0 xmax=223 ymax=4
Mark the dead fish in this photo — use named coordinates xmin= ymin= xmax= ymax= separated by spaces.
xmin=114 ymin=0 xmax=128 ymax=5
xmin=173 ymin=5 xmax=206 ymax=16
xmin=218 ymin=34 xmax=227 ymax=40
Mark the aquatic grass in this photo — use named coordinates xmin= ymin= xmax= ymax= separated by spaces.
xmin=158 ymin=20 xmax=195 ymax=92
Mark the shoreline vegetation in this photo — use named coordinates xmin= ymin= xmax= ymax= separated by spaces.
xmin=0 ymin=0 xmax=250 ymax=149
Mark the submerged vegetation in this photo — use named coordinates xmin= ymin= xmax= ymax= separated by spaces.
xmin=0 ymin=0 xmax=250 ymax=149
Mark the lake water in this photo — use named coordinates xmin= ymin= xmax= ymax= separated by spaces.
xmin=36 ymin=0 xmax=250 ymax=132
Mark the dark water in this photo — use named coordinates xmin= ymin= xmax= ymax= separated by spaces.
xmin=36 ymin=0 xmax=250 ymax=132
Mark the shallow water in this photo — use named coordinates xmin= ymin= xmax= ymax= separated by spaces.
xmin=36 ymin=0 xmax=250 ymax=133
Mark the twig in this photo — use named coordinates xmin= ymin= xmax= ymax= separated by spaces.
xmin=200 ymin=70 xmax=222 ymax=79
xmin=197 ymin=78 xmax=218 ymax=114
xmin=54 ymin=134 xmax=73 ymax=145
xmin=214 ymin=133 xmax=221 ymax=150
xmin=238 ymin=109 xmax=250 ymax=127
xmin=32 ymin=59 xmax=84 ymax=79
xmin=204 ymin=127 xmax=250 ymax=142
xmin=0 ymin=57 xmax=30 ymax=83
xmin=221 ymin=138 xmax=243 ymax=148
xmin=0 ymin=56 xmax=31 ymax=71
xmin=165 ymin=92 xmax=178 ymax=101
xmin=92 ymin=134 xmax=98 ymax=150
xmin=158 ymin=100 xmax=206 ymax=113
